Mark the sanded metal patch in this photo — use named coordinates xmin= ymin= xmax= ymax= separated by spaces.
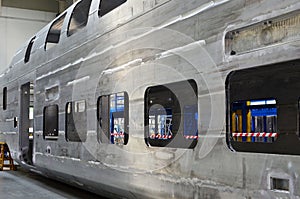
xmin=225 ymin=11 xmax=300 ymax=55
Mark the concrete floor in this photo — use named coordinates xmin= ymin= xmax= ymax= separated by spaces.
xmin=0 ymin=167 xmax=106 ymax=199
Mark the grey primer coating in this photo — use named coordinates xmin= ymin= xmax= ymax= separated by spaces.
xmin=1 ymin=0 xmax=300 ymax=198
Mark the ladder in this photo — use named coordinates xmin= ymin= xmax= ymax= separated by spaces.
xmin=0 ymin=142 xmax=15 ymax=171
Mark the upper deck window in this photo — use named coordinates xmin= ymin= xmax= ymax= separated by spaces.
xmin=98 ymin=0 xmax=127 ymax=17
xmin=145 ymin=80 xmax=198 ymax=149
xmin=67 ymin=0 xmax=92 ymax=36
xmin=45 ymin=13 xmax=66 ymax=50
xmin=24 ymin=36 xmax=36 ymax=63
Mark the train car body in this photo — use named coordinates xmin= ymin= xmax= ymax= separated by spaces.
xmin=1 ymin=0 xmax=300 ymax=198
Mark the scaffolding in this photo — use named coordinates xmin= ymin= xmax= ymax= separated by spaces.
xmin=0 ymin=142 xmax=16 ymax=171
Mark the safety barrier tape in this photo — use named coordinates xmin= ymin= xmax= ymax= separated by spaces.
xmin=149 ymin=134 xmax=198 ymax=139
xmin=111 ymin=133 xmax=125 ymax=137
xmin=150 ymin=134 xmax=172 ymax=139
xmin=184 ymin=135 xmax=198 ymax=139
xmin=232 ymin=133 xmax=278 ymax=138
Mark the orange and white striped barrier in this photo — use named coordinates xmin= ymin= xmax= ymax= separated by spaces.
xmin=232 ymin=132 xmax=278 ymax=138
xmin=150 ymin=134 xmax=172 ymax=139
xmin=184 ymin=135 xmax=198 ymax=139
xmin=111 ymin=132 xmax=125 ymax=137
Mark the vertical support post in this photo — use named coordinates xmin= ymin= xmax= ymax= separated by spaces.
xmin=237 ymin=112 xmax=242 ymax=142
xmin=246 ymin=101 xmax=251 ymax=133
xmin=246 ymin=110 xmax=252 ymax=142
xmin=231 ymin=112 xmax=236 ymax=132
xmin=110 ymin=112 xmax=114 ymax=144
xmin=238 ymin=111 xmax=242 ymax=132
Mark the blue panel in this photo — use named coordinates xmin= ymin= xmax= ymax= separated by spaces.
xmin=251 ymin=108 xmax=277 ymax=116
xmin=183 ymin=105 xmax=198 ymax=136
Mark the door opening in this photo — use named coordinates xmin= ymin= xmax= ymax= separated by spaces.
xmin=20 ymin=82 xmax=34 ymax=165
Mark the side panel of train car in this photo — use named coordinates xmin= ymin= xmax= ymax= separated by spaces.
xmin=0 ymin=0 xmax=300 ymax=198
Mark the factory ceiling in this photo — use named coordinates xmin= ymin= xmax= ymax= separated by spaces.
xmin=1 ymin=0 xmax=75 ymax=13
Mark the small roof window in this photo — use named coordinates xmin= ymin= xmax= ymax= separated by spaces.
xmin=67 ymin=0 xmax=92 ymax=36
xmin=45 ymin=13 xmax=66 ymax=50
xmin=99 ymin=0 xmax=127 ymax=17
xmin=24 ymin=36 xmax=36 ymax=63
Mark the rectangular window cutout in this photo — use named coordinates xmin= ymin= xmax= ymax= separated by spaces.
xmin=3 ymin=87 xmax=7 ymax=110
xmin=226 ymin=60 xmax=300 ymax=155
xmin=99 ymin=0 xmax=127 ymax=17
xmin=45 ymin=13 xmax=66 ymax=50
xmin=97 ymin=92 xmax=129 ymax=145
xmin=45 ymin=85 xmax=59 ymax=101
xmin=67 ymin=0 xmax=92 ymax=36
xmin=145 ymin=80 xmax=198 ymax=149
xmin=231 ymin=99 xmax=278 ymax=143
xmin=43 ymin=105 xmax=59 ymax=140
xmin=65 ymin=100 xmax=87 ymax=142
xmin=270 ymin=177 xmax=289 ymax=192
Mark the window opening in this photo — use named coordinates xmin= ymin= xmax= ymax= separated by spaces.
xmin=45 ymin=85 xmax=59 ymax=101
xmin=98 ymin=92 xmax=129 ymax=145
xmin=226 ymin=60 xmax=300 ymax=155
xmin=43 ymin=105 xmax=59 ymax=140
xmin=145 ymin=80 xmax=198 ymax=149
xmin=270 ymin=177 xmax=290 ymax=192
xmin=29 ymin=83 xmax=34 ymax=140
xmin=149 ymin=108 xmax=173 ymax=140
xmin=3 ymin=87 xmax=7 ymax=110
xmin=99 ymin=0 xmax=127 ymax=17
xmin=231 ymin=99 xmax=278 ymax=143
xmin=67 ymin=0 xmax=92 ymax=36
xmin=14 ymin=117 xmax=18 ymax=128
xmin=45 ymin=13 xmax=66 ymax=50
xmin=65 ymin=100 xmax=87 ymax=142
xmin=24 ymin=36 xmax=36 ymax=63
xmin=184 ymin=104 xmax=198 ymax=139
